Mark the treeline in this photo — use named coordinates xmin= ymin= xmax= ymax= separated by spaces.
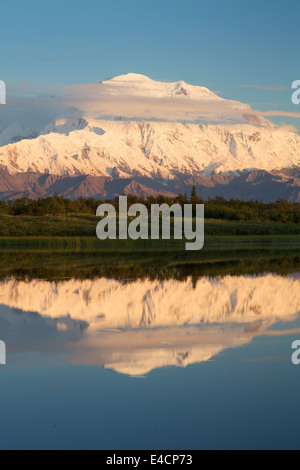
xmin=0 ymin=187 xmax=299 ymax=223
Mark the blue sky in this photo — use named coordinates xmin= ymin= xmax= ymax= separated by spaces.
xmin=1 ymin=0 xmax=300 ymax=127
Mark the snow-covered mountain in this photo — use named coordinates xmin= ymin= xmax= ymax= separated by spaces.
xmin=1 ymin=119 xmax=300 ymax=177
xmin=0 ymin=74 xmax=299 ymax=201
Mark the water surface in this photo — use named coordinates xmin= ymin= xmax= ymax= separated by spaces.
xmin=0 ymin=258 xmax=300 ymax=449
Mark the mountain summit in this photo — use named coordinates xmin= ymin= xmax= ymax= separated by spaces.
xmin=101 ymin=73 xmax=220 ymax=100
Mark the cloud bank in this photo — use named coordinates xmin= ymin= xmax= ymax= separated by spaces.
xmin=237 ymin=84 xmax=288 ymax=91
xmin=0 ymin=74 xmax=287 ymax=145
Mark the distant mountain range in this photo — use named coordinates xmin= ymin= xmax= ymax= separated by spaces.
xmin=0 ymin=73 xmax=299 ymax=201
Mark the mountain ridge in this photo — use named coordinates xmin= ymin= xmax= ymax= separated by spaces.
xmin=0 ymin=168 xmax=298 ymax=202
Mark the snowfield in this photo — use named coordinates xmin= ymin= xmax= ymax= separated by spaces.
xmin=0 ymin=120 xmax=299 ymax=178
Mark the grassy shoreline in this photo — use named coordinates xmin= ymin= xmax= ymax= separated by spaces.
xmin=0 ymin=214 xmax=299 ymax=239
xmin=0 ymin=234 xmax=298 ymax=249
xmin=0 ymin=214 xmax=298 ymax=281
xmin=0 ymin=235 xmax=298 ymax=281
xmin=0 ymin=248 xmax=298 ymax=281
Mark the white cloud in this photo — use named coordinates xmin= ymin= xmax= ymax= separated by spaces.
xmin=263 ymin=110 xmax=300 ymax=118
xmin=0 ymin=75 xmax=278 ymax=141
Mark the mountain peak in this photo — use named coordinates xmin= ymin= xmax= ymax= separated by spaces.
xmin=104 ymin=73 xmax=152 ymax=83
xmin=102 ymin=73 xmax=221 ymax=100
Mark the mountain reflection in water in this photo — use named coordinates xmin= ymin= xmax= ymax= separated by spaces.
xmin=0 ymin=273 xmax=299 ymax=376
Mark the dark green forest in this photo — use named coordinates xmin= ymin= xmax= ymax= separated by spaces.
xmin=0 ymin=187 xmax=299 ymax=224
